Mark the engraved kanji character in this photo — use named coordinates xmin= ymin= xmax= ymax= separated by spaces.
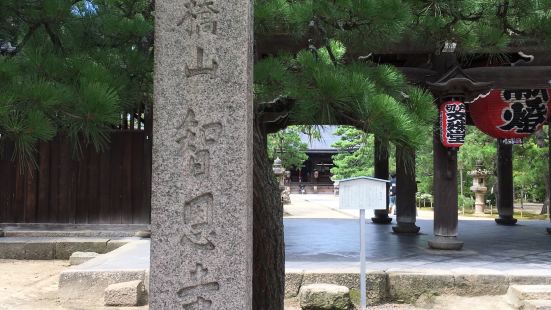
xmin=185 ymin=46 xmax=218 ymax=78
xmin=176 ymin=109 xmax=223 ymax=176
xmin=179 ymin=0 xmax=219 ymax=36
xmin=182 ymin=194 xmax=215 ymax=250
xmin=177 ymin=263 xmax=220 ymax=309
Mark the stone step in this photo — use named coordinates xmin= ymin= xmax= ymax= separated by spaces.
xmin=524 ymin=300 xmax=551 ymax=310
xmin=507 ymin=285 xmax=551 ymax=308
xmin=0 ymin=237 xmax=137 ymax=259
xmin=59 ymin=240 xmax=150 ymax=307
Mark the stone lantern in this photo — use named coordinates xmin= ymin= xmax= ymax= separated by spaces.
xmin=468 ymin=161 xmax=491 ymax=215
xmin=273 ymin=158 xmax=291 ymax=204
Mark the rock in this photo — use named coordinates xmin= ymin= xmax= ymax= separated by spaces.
xmin=286 ymin=271 xmax=304 ymax=298
xmin=507 ymin=285 xmax=551 ymax=308
xmin=301 ymin=271 xmax=388 ymax=305
xmin=134 ymin=230 xmax=151 ymax=238
xmin=104 ymin=280 xmax=147 ymax=306
xmin=69 ymin=252 xmax=99 ymax=266
xmin=299 ymin=283 xmax=351 ymax=310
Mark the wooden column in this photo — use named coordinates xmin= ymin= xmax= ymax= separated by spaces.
xmin=371 ymin=137 xmax=392 ymax=224
xmin=392 ymin=147 xmax=420 ymax=233
xmin=495 ymin=140 xmax=517 ymax=225
xmin=428 ymin=121 xmax=464 ymax=250
xmin=547 ymin=125 xmax=551 ymax=234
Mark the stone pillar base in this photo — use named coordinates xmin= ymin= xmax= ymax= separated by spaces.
xmin=392 ymin=222 xmax=420 ymax=234
xmin=428 ymin=236 xmax=464 ymax=250
xmin=474 ymin=204 xmax=485 ymax=215
xmin=371 ymin=209 xmax=392 ymax=224
xmin=495 ymin=215 xmax=517 ymax=226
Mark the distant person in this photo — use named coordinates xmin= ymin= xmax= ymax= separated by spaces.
xmin=389 ymin=173 xmax=397 ymax=215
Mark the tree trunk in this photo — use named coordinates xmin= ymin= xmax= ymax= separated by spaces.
xmin=253 ymin=116 xmax=285 ymax=309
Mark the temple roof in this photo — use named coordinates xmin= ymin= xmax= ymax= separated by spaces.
xmin=299 ymin=126 xmax=340 ymax=153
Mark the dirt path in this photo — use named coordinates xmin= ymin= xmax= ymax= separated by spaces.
xmin=0 ymin=259 xmax=68 ymax=310
xmin=0 ymin=260 xmax=147 ymax=310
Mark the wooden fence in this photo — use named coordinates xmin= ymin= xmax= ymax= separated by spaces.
xmin=0 ymin=113 xmax=152 ymax=225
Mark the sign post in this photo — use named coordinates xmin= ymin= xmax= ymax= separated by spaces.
xmin=339 ymin=177 xmax=389 ymax=310
xmin=359 ymin=208 xmax=366 ymax=309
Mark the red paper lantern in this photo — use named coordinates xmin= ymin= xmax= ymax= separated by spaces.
xmin=470 ymin=89 xmax=551 ymax=139
xmin=440 ymin=101 xmax=466 ymax=148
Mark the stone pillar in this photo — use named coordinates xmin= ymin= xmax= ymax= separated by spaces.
xmin=428 ymin=122 xmax=464 ymax=250
xmin=372 ymin=137 xmax=392 ymax=224
xmin=496 ymin=140 xmax=517 ymax=225
xmin=392 ymin=147 xmax=420 ymax=234
xmin=151 ymin=0 xmax=253 ymax=309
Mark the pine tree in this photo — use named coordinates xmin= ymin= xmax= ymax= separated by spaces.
xmin=330 ymin=126 xmax=376 ymax=180
xmin=0 ymin=0 xmax=153 ymax=169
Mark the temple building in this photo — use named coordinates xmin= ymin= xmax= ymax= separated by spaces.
xmin=289 ymin=126 xmax=339 ymax=194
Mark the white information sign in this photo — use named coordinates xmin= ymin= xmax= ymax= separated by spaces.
xmin=338 ymin=176 xmax=389 ymax=309
xmin=339 ymin=177 xmax=388 ymax=210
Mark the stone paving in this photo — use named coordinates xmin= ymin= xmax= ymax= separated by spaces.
xmin=284 ymin=194 xmax=551 ymax=272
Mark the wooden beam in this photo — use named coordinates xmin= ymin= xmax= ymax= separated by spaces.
xmin=256 ymin=35 xmax=551 ymax=58
xmin=398 ymin=66 xmax=551 ymax=89
xmin=464 ymin=67 xmax=551 ymax=89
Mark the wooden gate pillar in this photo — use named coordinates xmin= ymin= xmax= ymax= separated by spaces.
xmin=372 ymin=137 xmax=392 ymax=224
xmin=428 ymin=120 xmax=464 ymax=249
xmin=426 ymin=64 xmax=492 ymax=250
xmin=392 ymin=147 xmax=420 ymax=233
xmin=495 ymin=140 xmax=517 ymax=225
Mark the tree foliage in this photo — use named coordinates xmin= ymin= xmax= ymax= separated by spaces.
xmin=0 ymin=0 xmax=153 ymax=169
xmin=255 ymin=0 xmax=551 ymax=53
xmin=267 ymin=126 xmax=309 ymax=169
xmin=329 ymin=126 xmax=396 ymax=181
xmin=331 ymin=125 xmax=550 ymax=205
xmin=330 ymin=126 xmax=373 ymax=180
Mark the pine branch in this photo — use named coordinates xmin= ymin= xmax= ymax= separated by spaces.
xmin=43 ymin=22 xmax=65 ymax=53
xmin=9 ymin=23 xmax=39 ymax=56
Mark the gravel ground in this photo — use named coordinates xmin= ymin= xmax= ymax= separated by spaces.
xmin=0 ymin=259 xmax=68 ymax=310
xmin=0 ymin=259 xmax=147 ymax=310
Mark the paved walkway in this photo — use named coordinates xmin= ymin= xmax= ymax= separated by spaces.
xmin=284 ymin=194 xmax=551 ymax=272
